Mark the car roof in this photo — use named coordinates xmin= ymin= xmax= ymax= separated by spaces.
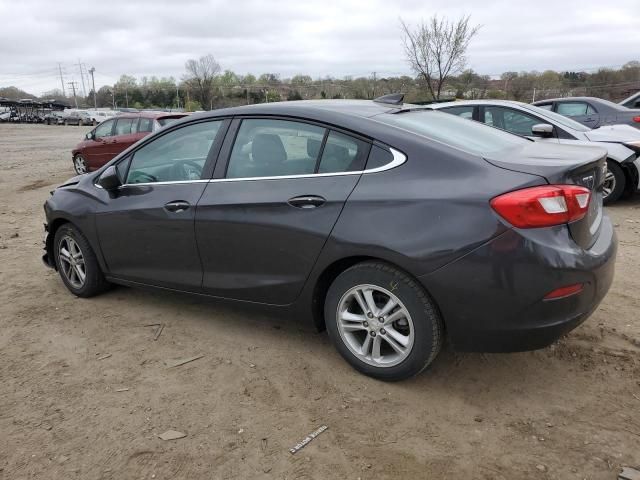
xmin=190 ymin=99 xmax=416 ymax=121
xmin=532 ymin=96 xmax=626 ymax=110
xmin=428 ymin=99 xmax=529 ymax=109
xmin=116 ymin=111 xmax=189 ymax=119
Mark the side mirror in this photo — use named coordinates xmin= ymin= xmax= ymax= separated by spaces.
xmin=531 ymin=123 xmax=554 ymax=138
xmin=98 ymin=165 xmax=122 ymax=190
xmin=86 ymin=132 xmax=94 ymax=140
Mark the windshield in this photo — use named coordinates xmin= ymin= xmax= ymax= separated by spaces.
xmin=374 ymin=110 xmax=529 ymax=156
xmin=520 ymin=104 xmax=591 ymax=132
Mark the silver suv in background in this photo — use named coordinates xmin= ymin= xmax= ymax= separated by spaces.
xmin=430 ymin=100 xmax=640 ymax=203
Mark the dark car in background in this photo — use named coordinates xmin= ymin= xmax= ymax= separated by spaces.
xmin=44 ymin=111 xmax=64 ymax=125
xmin=533 ymin=96 xmax=640 ymax=129
xmin=71 ymin=111 xmax=187 ymax=174
xmin=43 ymin=98 xmax=616 ymax=380
xmin=63 ymin=110 xmax=94 ymax=126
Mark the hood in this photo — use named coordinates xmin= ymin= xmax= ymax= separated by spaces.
xmin=584 ymin=124 xmax=640 ymax=143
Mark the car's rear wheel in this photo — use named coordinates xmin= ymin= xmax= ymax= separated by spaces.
xmin=53 ymin=224 xmax=110 ymax=297
xmin=73 ymin=155 xmax=87 ymax=175
xmin=325 ymin=261 xmax=443 ymax=381
xmin=603 ymin=160 xmax=625 ymax=204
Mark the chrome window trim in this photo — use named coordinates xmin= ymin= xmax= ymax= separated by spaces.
xmin=96 ymin=148 xmax=406 ymax=188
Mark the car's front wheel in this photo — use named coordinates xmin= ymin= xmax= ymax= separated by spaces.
xmin=53 ymin=224 xmax=110 ymax=297
xmin=325 ymin=261 xmax=443 ymax=381
xmin=73 ymin=155 xmax=87 ymax=175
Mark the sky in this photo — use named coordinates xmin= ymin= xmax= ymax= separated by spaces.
xmin=0 ymin=0 xmax=637 ymax=96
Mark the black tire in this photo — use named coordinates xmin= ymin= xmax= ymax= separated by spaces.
xmin=324 ymin=261 xmax=443 ymax=381
xmin=603 ymin=160 xmax=625 ymax=205
xmin=53 ymin=223 xmax=110 ymax=298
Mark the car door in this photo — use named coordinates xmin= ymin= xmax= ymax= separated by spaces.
xmin=195 ymin=117 xmax=370 ymax=304
xmin=83 ymin=118 xmax=116 ymax=167
xmin=555 ymin=101 xmax=600 ymax=128
xmin=95 ymin=119 xmax=228 ymax=290
xmin=480 ymin=106 xmax=560 ymax=144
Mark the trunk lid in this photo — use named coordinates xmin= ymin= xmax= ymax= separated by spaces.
xmin=484 ymin=142 xmax=607 ymax=249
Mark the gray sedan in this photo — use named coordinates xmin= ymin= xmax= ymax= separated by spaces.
xmin=532 ymin=96 xmax=640 ymax=129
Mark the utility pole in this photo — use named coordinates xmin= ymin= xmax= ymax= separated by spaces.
xmin=372 ymin=71 xmax=377 ymax=97
xmin=68 ymin=81 xmax=78 ymax=108
xmin=532 ymin=87 xmax=536 ymax=103
xmin=125 ymin=85 xmax=129 ymax=108
xmin=76 ymin=59 xmax=87 ymax=98
xmin=175 ymin=84 xmax=180 ymax=109
xmin=58 ymin=63 xmax=66 ymax=97
xmin=246 ymin=87 xmax=250 ymax=105
xmin=88 ymin=67 xmax=97 ymax=109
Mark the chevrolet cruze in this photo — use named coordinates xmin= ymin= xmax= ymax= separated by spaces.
xmin=42 ymin=96 xmax=617 ymax=380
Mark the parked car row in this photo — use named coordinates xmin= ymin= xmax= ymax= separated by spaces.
xmin=430 ymin=100 xmax=640 ymax=203
xmin=45 ymin=96 xmax=617 ymax=380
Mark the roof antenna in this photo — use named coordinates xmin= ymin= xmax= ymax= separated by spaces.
xmin=373 ymin=93 xmax=404 ymax=106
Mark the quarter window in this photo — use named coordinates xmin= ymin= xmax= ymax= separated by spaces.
xmin=226 ymin=119 xmax=326 ymax=178
xmin=125 ymin=121 xmax=222 ymax=184
xmin=94 ymin=119 xmax=115 ymax=138
xmin=536 ymin=103 xmax=553 ymax=111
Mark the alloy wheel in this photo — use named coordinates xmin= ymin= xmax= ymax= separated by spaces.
xmin=58 ymin=235 xmax=86 ymax=289
xmin=336 ymin=284 xmax=414 ymax=367
xmin=602 ymin=170 xmax=616 ymax=200
xmin=74 ymin=156 xmax=87 ymax=174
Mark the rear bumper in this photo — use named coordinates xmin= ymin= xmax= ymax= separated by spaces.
xmin=418 ymin=216 xmax=617 ymax=352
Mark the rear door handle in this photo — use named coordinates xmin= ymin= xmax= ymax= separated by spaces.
xmin=288 ymin=195 xmax=326 ymax=209
xmin=164 ymin=201 xmax=191 ymax=213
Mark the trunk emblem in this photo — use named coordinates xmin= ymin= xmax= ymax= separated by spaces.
xmin=581 ymin=174 xmax=595 ymax=189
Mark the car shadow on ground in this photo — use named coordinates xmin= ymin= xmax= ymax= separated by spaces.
xmin=94 ymin=283 xmax=593 ymax=397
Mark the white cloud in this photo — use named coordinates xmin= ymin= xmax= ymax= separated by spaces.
xmin=0 ymin=0 xmax=636 ymax=94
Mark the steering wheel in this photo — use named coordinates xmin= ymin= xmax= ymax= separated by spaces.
xmin=172 ymin=160 xmax=202 ymax=181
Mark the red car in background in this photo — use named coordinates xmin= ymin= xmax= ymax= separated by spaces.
xmin=71 ymin=112 xmax=187 ymax=174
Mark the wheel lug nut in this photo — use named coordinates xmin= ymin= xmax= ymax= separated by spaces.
xmin=380 ymin=328 xmax=386 ymax=335
xmin=378 ymin=317 xmax=384 ymax=323
xmin=363 ymin=321 xmax=368 ymax=327
xmin=370 ymin=331 xmax=376 ymax=337
xmin=367 ymin=312 xmax=374 ymax=318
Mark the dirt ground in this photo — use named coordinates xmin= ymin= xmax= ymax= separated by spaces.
xmin=0 ymin=123 xmax=638 ymax=480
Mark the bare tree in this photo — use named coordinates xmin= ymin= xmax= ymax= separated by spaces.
xmin=401 ymin=15 xmax=480 ymax=100
xmin=183 ymin=54 xmax=221 ymax=109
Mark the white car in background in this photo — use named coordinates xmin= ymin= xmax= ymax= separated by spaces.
xmin=87 ymin=110 xmax=117 ymax=125
xmin=430 ymin=100 xmax=640 ymax=203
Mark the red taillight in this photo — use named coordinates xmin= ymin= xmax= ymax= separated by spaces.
xmin=633 ymin=116 xmax=640 ymax=123
xmin=544 ymin=283 xmax=584 ymax=300
xmin=490 ymin=185 xmax=591 ymax=228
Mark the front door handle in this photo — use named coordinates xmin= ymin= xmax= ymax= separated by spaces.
xmin=164 ymin=201 xmax=191 ymax=213
xmin=288 ymin=195 xmax=326 ymax=209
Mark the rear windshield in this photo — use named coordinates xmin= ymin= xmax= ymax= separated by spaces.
xmin=157 ymin=116 xmax=183 ymax=126
xmin=374 ymin=110 xmax=528 ymax=156
xmin=520 ymin=104 xmax=591 ymax=132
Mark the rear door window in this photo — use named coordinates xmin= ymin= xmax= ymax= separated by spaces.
xmin=556 ymin=102 xmax=594 ymax=117
xmin=482 ymin=106 xmax=542 ymax=136
xmin=114 ymin=118 xmax=134 ymax=136
xmin=138 ymin=117 xmax=153 ymax=133
xmin=226 ymin=119 xmax=326 ymax=178
xmin=440 ymin=105 xmax=475 ymax=120
xmin=317 ymin=131 xmax=368 ymax=173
